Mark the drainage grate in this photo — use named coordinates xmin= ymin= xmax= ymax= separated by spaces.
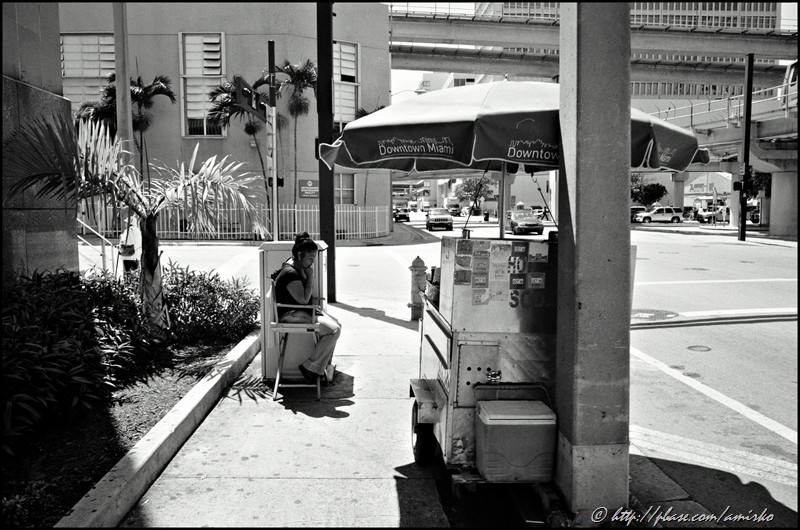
xmin=631 ymin=309 xmax=679 ymax=321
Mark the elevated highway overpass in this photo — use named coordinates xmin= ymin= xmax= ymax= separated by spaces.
xmin=389 ymin=10 xmax=797 ymax=86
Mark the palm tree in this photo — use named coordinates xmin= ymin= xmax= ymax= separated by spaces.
xmin=3 ymin=112 xmax=269 ymax=338
xmin=129 ymin=74 xmax=176 ymax=186
xmin=76 ymin=73 xmax=176 ymax=188
xmin=275 ymin=59 xmax=317 ymax=207
xmin=207 ymin=77 xmax=272 ymax=195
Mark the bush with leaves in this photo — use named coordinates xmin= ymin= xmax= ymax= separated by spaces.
xmin=162 ymin=260 xmax=259 ymax=345
xmin=1 ymin=269 xmax=156 ymax=455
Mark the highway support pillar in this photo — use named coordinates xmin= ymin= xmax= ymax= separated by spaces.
xmin=556 ymin=4 xmax=631 ymax=524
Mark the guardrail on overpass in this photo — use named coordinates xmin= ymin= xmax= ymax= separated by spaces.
xmin=650 ymin=84 xmax=797 ymax=132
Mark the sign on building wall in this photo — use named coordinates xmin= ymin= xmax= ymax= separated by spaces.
xmin=299 ymin=179 xmax=319 ymax=198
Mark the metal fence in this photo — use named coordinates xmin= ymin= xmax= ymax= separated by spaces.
xmin=77 ymin=201 xmax=390 ymax=242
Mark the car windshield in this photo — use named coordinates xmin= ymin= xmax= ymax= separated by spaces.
xmin=511 ymin=212 xmax=537 ymax=221
xmin=429 ymin=209 xmax=449 ymax=216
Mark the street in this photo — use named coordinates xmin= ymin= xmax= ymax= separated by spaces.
xmin=79 ymin=224 xmax=798 ymax=522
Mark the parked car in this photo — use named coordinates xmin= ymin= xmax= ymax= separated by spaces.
xmin=393 ymin=207 xmax=410 ymax=222
xmin=425 ymin=208 xmax=453 ymax=231
xmin=507 ymin=211 xmax=544 ymax=235
xmin=633 ymin=206 xmax=683 ymax=224
xmin=461 ymin=206 xmax=481 ymax=216
xmin=697 ymin=206 xmax=730 ymax=224
xmin=630 ymin=206 xmax=647 ymax=222
xmin=449 ymin=206 xmax=462 ymax=216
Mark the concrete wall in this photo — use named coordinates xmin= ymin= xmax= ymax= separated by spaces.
xmin=2 ymin=3 xmax=77 ymax=286
xmin=59 ymin=3 xmax=392 ymax=207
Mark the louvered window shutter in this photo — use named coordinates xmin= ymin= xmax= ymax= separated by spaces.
xmin=333 ymin=42 xmax=359 ymax=124
xmin=182 ymin=33 xmax=223 ymax=136
xmin=60 ymin=34 xmax=115 ymax=115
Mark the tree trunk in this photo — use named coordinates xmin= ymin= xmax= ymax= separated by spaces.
xmin=140 ymin=213 xmax=169 ymax=339
xmin=292 ymin=116 xmax=298 ymax=234
xmin=252 ymin=134 xmax=271 ymax=204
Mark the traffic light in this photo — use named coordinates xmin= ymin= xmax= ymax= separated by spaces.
xmin=277 ymin=176 xmax=284 ymax=187
xmin=233 ymin=75 xmax=267 ymax=123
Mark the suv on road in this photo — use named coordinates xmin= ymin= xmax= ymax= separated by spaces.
xmin=425 ymin=208 xmax=453 ymax=231
xmin=634 ymin=206 xmax=683 ymax=224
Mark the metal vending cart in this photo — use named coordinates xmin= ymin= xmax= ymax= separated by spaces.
xmin=410 ymin=233 xmax=558 ymax=486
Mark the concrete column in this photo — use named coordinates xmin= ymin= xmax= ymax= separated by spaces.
xmin=549 ymin=170 xmax=559 ymax=223
xmin=556 ymin=3 xmax=631 ymax=523
xmin=769 ymin=171 xmax=798 ymax=238
xmin=670 ymin=172 xmax=688 ymax=208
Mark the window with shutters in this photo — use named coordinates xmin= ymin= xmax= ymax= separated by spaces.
xmin=335 ymin=173 xmax=355 ymax=205
xmin=60 ymin=34 xmax=115 ymax=116
xmin=180 ymin=33 xmax=224 ymax=137
xmin=333 ymin=41 xmax=359 ymax=128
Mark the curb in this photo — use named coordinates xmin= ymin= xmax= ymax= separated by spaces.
xmin=55 ymin=331 xmax=261 ymax=528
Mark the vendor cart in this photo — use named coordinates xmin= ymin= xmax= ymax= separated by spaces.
xmin=410 ymin=233 xmax=559 ymax=486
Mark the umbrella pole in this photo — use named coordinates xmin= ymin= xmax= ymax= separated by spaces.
xmin=499 ymin=162 xmax=506 ymax=239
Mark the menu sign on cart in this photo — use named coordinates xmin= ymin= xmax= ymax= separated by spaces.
xmin=439 ymin=237 xmax=555 ymax=333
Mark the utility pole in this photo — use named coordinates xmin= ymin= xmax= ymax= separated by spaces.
xmin=737 ymin=53 xmax=754 ymax=242
xmin=317 ymin=2 xmax=336 ymax=302
xmin=268 ymin=41 xmax=279 ymax=241
xmin=112 ymin=3 xmax=134 ymax=148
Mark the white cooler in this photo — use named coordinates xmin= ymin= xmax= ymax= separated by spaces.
xmin=475 ymin=400 xmax=556 ymax=482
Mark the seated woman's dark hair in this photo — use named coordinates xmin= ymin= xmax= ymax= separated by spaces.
xmin=292 ymin=231 xmax=316 ymax=258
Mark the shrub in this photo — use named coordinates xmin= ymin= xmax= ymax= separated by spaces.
xmin=162 ymin=260 xmax=259 ymax=345
xmin=2 ymin=270 xmax=109 ymax=454
xmin=1 ymin=269 xmax=153 ymax=455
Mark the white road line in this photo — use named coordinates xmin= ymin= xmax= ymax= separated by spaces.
xmin=630 ymin=426 xmax=798 ymax=487
xmin=678 ymin=307 xmax=797 ymax=319
xmin=631 ymin=347 xmax=798 ymax=445
xmin=636 ymin=278 xmax=797 ymax=286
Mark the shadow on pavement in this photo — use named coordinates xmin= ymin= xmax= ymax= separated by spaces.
xmin=643 ymin=456 xmax=797 ymax=528
xmin=333 ymin=302 xmax=420 ymax=331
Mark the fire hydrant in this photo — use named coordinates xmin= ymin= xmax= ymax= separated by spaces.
xmin=408 ymin=256 xmax=427 ymax=320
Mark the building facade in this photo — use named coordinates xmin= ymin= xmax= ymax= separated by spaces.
xmin=2 ymin=3 xmax=77 ymax=285
xmin=59 ymin=3 xmax=392 ymax=215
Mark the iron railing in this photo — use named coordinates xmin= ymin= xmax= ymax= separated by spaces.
xmin=77 ymin=202 xmax=390 ymax=242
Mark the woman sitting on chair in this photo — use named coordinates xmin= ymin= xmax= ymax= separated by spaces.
xmin=272 ymin=232 xmax=341 ymax=384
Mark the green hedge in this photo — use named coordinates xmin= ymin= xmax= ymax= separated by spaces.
xmin=1 ymin=264 xmax=259 ymax=456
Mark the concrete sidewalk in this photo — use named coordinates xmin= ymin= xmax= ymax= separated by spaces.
xmin=59 ymin=222 xmax=795 ymax=527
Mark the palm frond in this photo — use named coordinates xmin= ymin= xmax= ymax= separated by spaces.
xmin=149 ymin=143 xmax=270 ymax=238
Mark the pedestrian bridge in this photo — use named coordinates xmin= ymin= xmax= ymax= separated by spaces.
xmin=660 ymin=83 xmax=798 ymax=172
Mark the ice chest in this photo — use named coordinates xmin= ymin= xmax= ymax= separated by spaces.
xmin=476 ymin=400 xmax=556 ymax=482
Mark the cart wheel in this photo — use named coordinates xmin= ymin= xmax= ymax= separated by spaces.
xmin=451 ymin=481 xmax=480 ymax=504
xmin=412 ymin=401 xmax=436 ymax=465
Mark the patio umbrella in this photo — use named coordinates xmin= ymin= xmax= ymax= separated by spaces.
xmin=319 ymin=81 xmax=709 ymax=235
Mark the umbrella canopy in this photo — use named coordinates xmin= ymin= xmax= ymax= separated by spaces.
xmin=320 ymin=81 xmax=709 ymax=173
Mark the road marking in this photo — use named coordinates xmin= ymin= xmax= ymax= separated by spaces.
xmin=630 ymin=425 xmax=798 ymax=487
xmin=631 ymin=347 xmax=798 ymax=445
xmin=636 ymin=278 xmax=797 ymax=286
xmin=678 ymin=307 xmax=797 ymax=319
